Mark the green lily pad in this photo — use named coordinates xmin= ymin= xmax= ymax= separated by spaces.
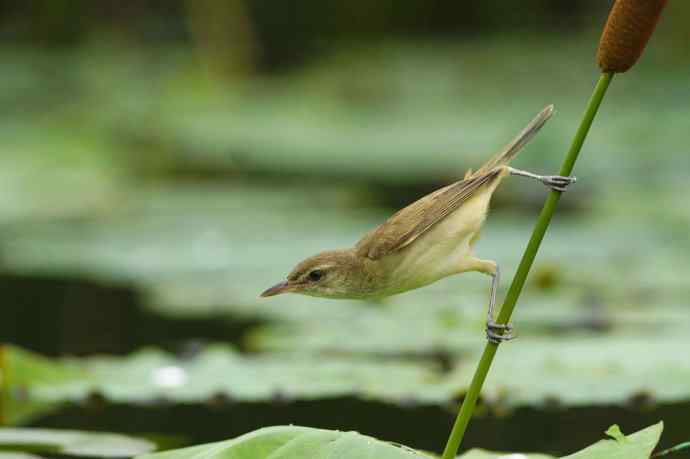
xmin=0 ymin=123 xmax=128 ymax=224
xmin=6 ymin=345 xmax=452 ymax=407
xmin=0 ymin=183 xmax=377 ymax=287
xmin=0 ymin=428 xmax=155 ymax=457
xmin=461 ymin=336 xmax=690 ymax=407
xmin=0 ymin=453 xmax=44 ymax=459
xmin=141 ymin=41 xmax=690 ymax=186
xmin=4 ymin=41 xmax=690 ymax=189
xmin=7 ymin=332 xmax=690 ymax=410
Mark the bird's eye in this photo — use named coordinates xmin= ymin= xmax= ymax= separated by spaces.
xmin=308 ymin=269 xmax=323 ymax=282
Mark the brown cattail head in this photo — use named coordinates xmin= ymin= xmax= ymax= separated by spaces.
xmin=597 ymin=0 xmax=667 ymax=73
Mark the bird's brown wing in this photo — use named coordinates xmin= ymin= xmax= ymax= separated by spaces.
xmin=356 ymin=106 xmax=552 ymax=261
xmin=355 ymin=170 xmax=501 ymax=260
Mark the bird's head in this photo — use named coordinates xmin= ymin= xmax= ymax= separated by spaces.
xmin=261 ymin=249 xmax=366 ymax=299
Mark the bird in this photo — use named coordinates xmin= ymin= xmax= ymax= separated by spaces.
xmin=261 ymin=105 xmax=575 ymax=342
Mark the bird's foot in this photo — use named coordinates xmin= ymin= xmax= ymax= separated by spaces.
xmin=486 ymin=320 xmax=515 ymax=344
xmin=541 ymin=175 xmax=577 ymax=192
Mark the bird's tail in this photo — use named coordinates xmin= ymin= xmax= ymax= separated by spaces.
xmin=466 ymin=105 xmax=554 ymax=179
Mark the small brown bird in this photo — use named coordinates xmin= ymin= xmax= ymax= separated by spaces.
xmin=261 ymin=105 xmax=575 ymax=342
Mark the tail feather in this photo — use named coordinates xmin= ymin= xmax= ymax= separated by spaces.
xmin=470 ymin=105 xmax=554 ymax=178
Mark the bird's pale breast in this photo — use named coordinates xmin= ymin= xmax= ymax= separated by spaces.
xmin=377 ymin=189 xmax=494 ymax=295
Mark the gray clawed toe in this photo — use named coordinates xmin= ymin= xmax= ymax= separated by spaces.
xmin=541 ymin=175 xmax=577 ymax=192
xmin=486 ymin=320 xmax=515 ymax=344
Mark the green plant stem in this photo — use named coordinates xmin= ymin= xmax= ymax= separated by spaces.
xmin=441 ymin=72 xmax=613 ymax=459
xmin=652 ymin=441 xmax=690 ymax=458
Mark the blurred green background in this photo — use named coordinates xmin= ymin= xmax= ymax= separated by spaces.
xmin=1 ymin=1 xmax=689 ymax=456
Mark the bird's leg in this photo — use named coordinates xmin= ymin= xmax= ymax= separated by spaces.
xmin=482 ymin=263 xmax=514 ymax=344
xmin=509 ymin=167 xmax=577 ymax=192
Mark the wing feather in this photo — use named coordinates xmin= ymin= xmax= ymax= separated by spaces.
xmin=355 ymin=170 xmax=501 ymax=260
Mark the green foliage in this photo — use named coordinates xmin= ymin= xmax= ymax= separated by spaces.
xmin=0 ymin=428 xmax=155 ymax=457
xmin=562 ymin=422 xmax=662 ymax=459
xmin=3 ymin=185 xmax=690 ymax=412
xmin=134 ymin=423 xmax=663 ymax=459
xmin=2 ymin=40 xmax=690 ymax=221
xmin=605 ymin=425 xmax=626 ymax=443
xmin=0 ymin=346 xmax=82 ymax=388
xmin=0 ymin=39 xmax=686 ymax=455
xmin=4 ymin=185 xmax=690 ymax=329
xmin=3 ymin=345 xmax=451 ymax=409
xmin=651 ymin=441 xmax=690 ymax=458
xmin=2 ymin=183 xmax=690 ymax=412
xmin=462 ymin=335 xmax=690 ymax=407
xmin=460 ymin=451 xmax=551 ymax=459
xmin=0 ymin=346 xmax=82 ymax=425
xmin=4 ymin=336 xmax=690 ymax=415
xmin=0 ymin=453 xmax=44 ymax=459
xmin=137 ymin=426 xmax=429 ymax=459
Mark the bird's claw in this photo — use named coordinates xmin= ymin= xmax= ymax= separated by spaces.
xmin=542 ymin=175 xmax=577 ymax=192
xmin=486 ymin=320 xmax=515 ymax=344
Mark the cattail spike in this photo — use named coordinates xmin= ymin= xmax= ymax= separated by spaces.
xmin=597 ymin=0 xmax=667 ymax=73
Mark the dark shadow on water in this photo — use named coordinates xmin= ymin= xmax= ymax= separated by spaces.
xmin=0 ymin=274 xmax=260 ymax=356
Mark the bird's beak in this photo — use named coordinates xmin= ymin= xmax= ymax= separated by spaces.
xmin=260 ymin=280 xmax=293 ymax=297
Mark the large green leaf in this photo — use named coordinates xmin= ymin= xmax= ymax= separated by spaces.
xmin=135 ymin=423 xmax=663 ymax=459
xmin=562 ymin=422 xmax=662 ymax=459
xmin=137 ymin=426 xmax=428 ymax=459
xmin=0 ymin=428 xmax=155 ymax=457
xmin=459 ymin=423 xmax=663 ymax=458
xmin=460 ymin=451 xmax=552 ymax=459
